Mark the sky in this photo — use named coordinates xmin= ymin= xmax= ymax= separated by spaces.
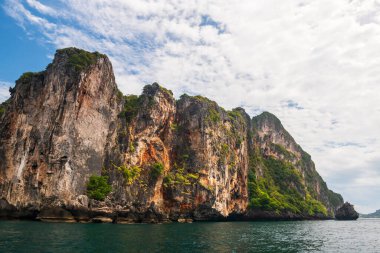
xmin=1 ymin=0 xmax=379 ymax=213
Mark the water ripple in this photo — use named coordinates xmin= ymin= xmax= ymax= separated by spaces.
xmin=0 ymin=219 xmax=379 ymax=252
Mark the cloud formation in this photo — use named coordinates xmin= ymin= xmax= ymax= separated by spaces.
xmin=0 ymin=82 xmax=11 ymax=102
xmin=2 ymin=0 xmax=380 ymax=213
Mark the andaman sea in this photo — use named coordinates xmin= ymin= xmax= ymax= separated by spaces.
xmin=0 ymin=218 xmax=379 ymax=253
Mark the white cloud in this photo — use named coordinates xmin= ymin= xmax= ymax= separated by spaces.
xmin=3 ymin=0 xmax=380 ymax=213
xmin=26 ymin=0 xmax=57 ymax=16
xmin=0 ymin=82 xmax=11 ymax=102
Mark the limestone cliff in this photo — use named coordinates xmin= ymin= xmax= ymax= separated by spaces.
xmin=0 ymin=48 xmax=344 ymax=222
xmin=248 ymin=112 xmax=343 ymax=218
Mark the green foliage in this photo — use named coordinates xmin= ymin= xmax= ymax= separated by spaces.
xmin=86 ymin=175 xmax=112 ymax=201
xmin=299 ymin=151 xmax=314 ymax=173
xmin=186 ymin=173 xmax=200 ymax=180
xmin=174 ymin=172 xmax=191 ymax=185
xmin=116 ymin=89 xmax=124 ymax=100
xmin=128 ymin=141 xmax=135 ymax=152
xmin=143 ymin=83 xmax=173 ymax=97
xmin=150 ymin=162 xmax=164 ymax=180
xmin=271 ymin=144 xmax=295 ymax=160
xmin=235 ymin=136 xmax=243 ymax=148
xmin=0 ymin=99 xmax=10 ymax=118
xmin=59 ymin=48 xmax=105 ymax=72
xmin=156 ymin=84 xmax=173 ymax=97
xmin=120 ymin=95 xmax=140 ymax=123
xmin=163 ymin=166 xmax=199 ymax=187
xmin=170 ymin=123 xmax=178 ymax=131
xmin=247 ymin=149 xmax=328 ymax=216
xmin=263 ymin=157 xmax=303 ymax=192
xmin=163 ymin=173 xmax=175 ymax=186
xmin=140 ymin=83 xmax=170 ymax=110
xmin=194 ymin=95 xmax=214 ymax=104
xmin=227 ymin=109 xmax=245 ymax=123
xmin=0 ymin=104 xmax=5 ymax=118
xmin=193 ymin=95 xmax=221 ymax=123
xmin=220 ymin=143 xmax=229 ymax=156
xmin=304 ymin=195 xmax=328 ymax=216
xmin=219 ymin=143 xmax=229 ymax=165
xmin=248 ymin=179 xmax=284 ymax=212
xmin=17 ymin=72 xmax=35 ymax=83
xmin=208 ymin=108 xmax=220 ymax=123
xmin=113 ymin=164 xmax=141 ymax=185
xmin=199 ymin=181 xmax=214 ymax=192
xmin=327 ymin=190 xmax=344 ymax=208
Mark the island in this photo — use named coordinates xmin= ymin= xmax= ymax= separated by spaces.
xmin=0 ymin=48 xmax=354 ymax=223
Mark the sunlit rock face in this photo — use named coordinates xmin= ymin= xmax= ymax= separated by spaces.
xmin=0 ymin=48 xmax=344 ymax=222
xmin=0 ymin=48 xmax=119 ymax=212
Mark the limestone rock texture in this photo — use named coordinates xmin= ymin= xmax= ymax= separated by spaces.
xmin=0 ymin=48 xmax=344 ymax=222
xmin=335 ymin=202 xmax=359 ymax=220
xmin=0 ymin=48 xmax=119 ymax=218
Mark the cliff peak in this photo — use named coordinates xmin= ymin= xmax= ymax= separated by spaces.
xmin=252 ymin=111 xmax=283 ymax=130
xmin=52 ymin=47 xmax=108 ymax=73
xmin=142 ymin=82 xmax=173 ymax=98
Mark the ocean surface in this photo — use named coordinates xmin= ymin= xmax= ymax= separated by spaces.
xmin=0 ymin=218 xmax=379 ymax=252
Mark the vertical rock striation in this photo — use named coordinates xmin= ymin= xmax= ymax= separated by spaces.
xmin=0 ymin=48 xmax=345 ymax=222
xmin=0 ymin=48 xmax=119 ymax=218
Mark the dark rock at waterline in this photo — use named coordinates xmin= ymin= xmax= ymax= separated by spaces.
xmin=37 ymin=207 xmax=76 ymax=222
xmin=335 ymin=202 xmax=359 ymax=220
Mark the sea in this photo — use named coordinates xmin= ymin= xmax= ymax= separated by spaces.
xmin=0 ymin=218 xmax=379 ymax=252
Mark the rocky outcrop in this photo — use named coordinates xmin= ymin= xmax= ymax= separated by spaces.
xmin=0 ymin=47 xmax=345 ymax=222
xmin=37 ymin=207 xmax=76 ymax=222
xmin=0 ymin=48 xmax=119 ymax=219
xmin=335 ymin=202 xmax=359 ymax=220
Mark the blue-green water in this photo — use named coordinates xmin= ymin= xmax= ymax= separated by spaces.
xmin=0 ymin=219 xmax=379 ymax=252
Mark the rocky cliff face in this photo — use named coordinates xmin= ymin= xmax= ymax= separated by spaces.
xmin=0 ymin=48 xmax=344 ymax=222
xmin=0 ymin=48 xmax=119 ymax=218
xmin=249 ymin=112 xmax=343 ymax=218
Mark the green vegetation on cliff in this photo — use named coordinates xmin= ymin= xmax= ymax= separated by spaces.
xmin=57 ymin=47 xmax=105 ymax=72
xmin=17 ymin=72 xmax=35 ymax=83
xmin=87 ymin=175 xmax=112 ymax=201
xmin=327 ymin=190 xmax=344 ymax=208
xmin=163 ymin=166 xmax=199 ymax=187
xmin=299 ymin=150 xmax=343 ymax=210
xmin=120 ymin=94 xmax=141 ymax=122
xmin=227 ymin=109 xmax=245 ymax=123
xmin=15 ymin=71 xmax=44 ymax=87
xmin=113 ymin=164 xmax=141 ymax=185
xmin=271 ymin=143 xmax=296 ymax=160
xmin=150 ymin=162 xmax=164 ymax=180
xmin=192 ymin=95 xmax=222 ymax=123
xmin=248 ymin=147 xmax=327 ymax=216
xmin=0 ymin=100 xmax=8 ymax=118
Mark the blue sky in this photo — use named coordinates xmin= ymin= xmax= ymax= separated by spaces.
xmin=1 ymin=0 xmax=380 ymax=213
xmin=0 ymin=7 xmax=52 ymax=83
